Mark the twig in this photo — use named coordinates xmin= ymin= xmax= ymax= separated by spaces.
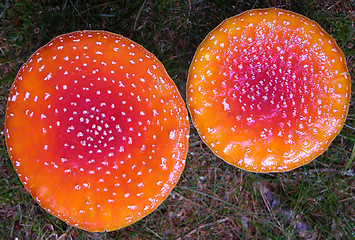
xmin=189 ymin=140 xmax=204 ymax=148
xmin=259 ymin=186 xmax=284 ymax=233
xmin=132 ymin=0 xmax=149 ymax=33
xmin=177 ymin=217 xmax=229 ymax=239
xmin=260 ymin=186 xmax=318 ymax=240
xmin=145 ymin=226 xmax=162 ymax=239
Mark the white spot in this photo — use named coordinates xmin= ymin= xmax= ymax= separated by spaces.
xmin=160 ymin=157 xmax=167 ymax=170
xmin=169 ymin=130 xmax=176 ymax=140
xmin=24 ymin=92 xmax=30 ymax=100
xmin=127 ymin=205 xmax=137 ymax=210
xmin=222 ymin=98 xmax=230 ymax=111
xmin=11 ymin=94 xmax=18 ymax=102
xmin=44 ymin=93 xmax=50 ymax=100
xmin=44 ymin=73 xmax=52 ymax=81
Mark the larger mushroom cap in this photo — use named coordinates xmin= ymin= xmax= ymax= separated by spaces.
xmin=187 ymin=8 xmax=350 ymax=172
xmin=5 ymin=30 xmax=189 ymax=231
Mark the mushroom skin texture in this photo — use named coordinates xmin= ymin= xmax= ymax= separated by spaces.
xmin=5 ymin=30 xmax=189 ymax=232
xmin=187 ymin=8 xmax=350 ymax=173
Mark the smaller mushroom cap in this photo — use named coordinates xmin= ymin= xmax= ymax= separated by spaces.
xmin=5 ymin=30 xmax=189 ymax=231
xmin=187 ymin=8 xmax=350 ymax=172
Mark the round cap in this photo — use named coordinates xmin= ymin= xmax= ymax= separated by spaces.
xmin=187 ymin=8 xmax=350 ymax=172
xmin=5 ymin=30 xmax=189 ymax=231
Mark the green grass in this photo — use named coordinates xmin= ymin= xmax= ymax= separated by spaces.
xmin=1 ymin=0 xmax=354 ymax=239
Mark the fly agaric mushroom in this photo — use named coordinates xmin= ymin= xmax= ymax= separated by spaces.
xmin=5 ymin=30 xmax=189 ymax=231
xmin=187 ymin=8 xmax=350 ymax=172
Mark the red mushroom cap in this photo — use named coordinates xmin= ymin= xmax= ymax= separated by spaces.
xmin=5 ymin=30 xmax=189 ymax=231
xmin=187 ymin=8 xmax=350 ymax=172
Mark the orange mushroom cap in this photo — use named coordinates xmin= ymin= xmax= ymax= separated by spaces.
xmin=5 ymin=30 xmax=189 ymax=231
xmin=187 ymin=8 xmax=350 ymax=173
